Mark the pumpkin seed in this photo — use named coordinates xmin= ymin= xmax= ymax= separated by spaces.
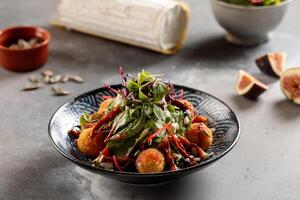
xmin=18 ymin=39 xmax=31 ymax=49
xmin=69 ymin=75 xmax=83 ymax=83
xmin=52 ymin=86 xmax=70 ymax=96
xmin=22 ymin=82 xmax=41 ymax=91
xmin=49 ymin=74 xmax=62 ymax=84
xmin=41 ymin=70 xmax=54 ymax=77
xmin=61 ymin=75 xmax=69 ymax=83
xmin=43 ymin=76 xmax=51 ymax=83
xmin=28 ymin=38 xmax=39 ymax=47
xmin=9 ymin=44 xmax=19 ymax=50
xmin=28 ymin=75 xmax=39 ymax=83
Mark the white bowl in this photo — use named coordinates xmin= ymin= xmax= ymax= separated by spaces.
xmin=210 ymin=0 xmax=293 ymax=45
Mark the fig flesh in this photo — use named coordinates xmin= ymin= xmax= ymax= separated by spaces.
xmin=280 ymin=67 xmax=300 ymax=105
xmin=255 ymin=52 xmax=286 ymax=78
xmin=236 ymin=70 xmax=268 ymax=99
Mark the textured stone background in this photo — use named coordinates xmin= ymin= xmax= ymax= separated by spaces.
xmin=0 ymin=0 xmax=300 ymax=199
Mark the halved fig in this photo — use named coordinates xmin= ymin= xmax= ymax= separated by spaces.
xmin=255 ymin=52 xmax=286 ymax=78
xmin=236 ymin=70 xmax=268 ymax=99
xmin=280 ymin=67 xmax=300 ymax=105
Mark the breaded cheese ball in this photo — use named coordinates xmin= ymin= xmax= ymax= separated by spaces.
xmin=77 ymin=128 xmax=104 ymax=157
xmin=185 ymin=123 xmax=213 ymax=151
xmin=135 ymin=148 xmax=165 ymax=173
xmin=92 ymin=98 xmax=113 ymax=119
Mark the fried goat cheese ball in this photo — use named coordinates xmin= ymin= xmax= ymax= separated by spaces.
xmin=185 ymin=123 xmax=213 ymax=151
xmin=135 ymin=148 xmax=165 ymax=173
xmin=76 ymin=128 xmax=106 ymax=157
xmin=91 ymin=98 xmax=113 ymax=120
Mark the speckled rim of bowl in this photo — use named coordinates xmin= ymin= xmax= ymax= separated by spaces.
xmin=0 ymin=26 xmax=51 ymax=51
xmin=48 ymin=84 xmax=241 ymax=177
xmin=213 ymin=0 xmax=293 ymax=10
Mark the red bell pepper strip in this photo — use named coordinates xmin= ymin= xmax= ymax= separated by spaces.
xmin=103 ymin=122 xmax=118 ymax=143
xmin=178 ymin=136 xmax=208 ymax=160
xmin=102 ymin=147 xmax=111 ymax=157
xmin=166 ymin=126 xmax=191 ymax=159
xmin=104 ymin=83 xmax=119 ymax=95
xmin=158 ymin=136 xmax=177 ymax=172
xmin=102 ymin=95 xmax=113 ymax=100
xmin=146 ymin=123 xmax=171 ymax=144
xmin=178 ymin=89 xmax=184 ymax=99
xmin=90 ymin=106 xmax=122 ymax=140
xmin=250 ymin=0 xmax=264 ymax=5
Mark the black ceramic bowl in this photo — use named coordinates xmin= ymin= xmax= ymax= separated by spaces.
xmin=48 ymin=84 xmax=240 ymax=185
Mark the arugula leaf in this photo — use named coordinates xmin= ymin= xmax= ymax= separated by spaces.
xmin=107 ymin=138 xmax=136 ymax=157
xmin=153 ymin=83 xmax=168 ymax=102
xmin=127 ymin=80 xmax=140 ymax=92
xmin=107 ymin=129 xmax=150 ymax=157
xmin=153 ymin=104 xmax=165 ymax=121
xmin=107 ymin=123 xmax=147 ymax=157
xmin=144 ymin=118 xmax=164 ymax=132
xmin=111 ymin=108 xmax=146 ymax=140
xmin=129 ymin=107 xmax=140 ymax=118
xmin=138 ymin=70 xmax=154 ymax=85
xmin=143 ymin=104 xmax=153 ymax=116
xmin=123 ymin=112 xmax=146 ymax=138
xmin=111 ymin=110 xmax=132 ymax=134
xmin=127 ymin=128 xmax=150 ymax=156
xmin=79 ymin=113 xmax=92 ymax=127
xmin=167 ymin=105 xmax=176 ymax=113
xmin=177 ymin=110 xmax=187 ymax=135
xmin=138 ymin=87 xmax=149 ymax=101
xmin=167 ymin=109 xmax=187 ymax=135
xmin=164 ymin=110 xmax=173 ymax=123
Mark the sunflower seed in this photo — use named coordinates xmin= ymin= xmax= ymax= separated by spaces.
xmin=9 ymin=44 xmax=20 ymax=50
xmin=49 ymin=74 xmax=62 ymax=84
xmin=41 ymin=70 xmax=54 ymax=77
xmin=52 ymin=86 xmax=70 ymax=96
xmin=61 ymin=75 xmax=69 ymax=83
xmin=28 ymin=75 xmax=39 ymax=83
xmin=18 ymin=39 xmax=31 ymax=49
xmin=43 ymin=76 xmax=51 ymax=83
xmin=69 ymin=75 xmax=83 ymax=83
xmin=22 ymin=82 xmax=41 ymax=91
xmin=28 ymin=38 xmax=39 ymax=47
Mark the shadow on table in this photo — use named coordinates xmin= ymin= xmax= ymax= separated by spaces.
xmin=229 ymin=94 xmax=260 ymax=111
xmin=91 ymin=172 xmax=211 ymax=200
xmin=180 ymin=34 xmax=267 ymax=67
xmin=3 ymin=153 xmax=97 ymax=200
xmin=251 ymin=72 xmax=278 ymax=85
xmin=272 ymin=99 xmax=300 ymax=120
xmin=3 ymin=150 xmax=211 ymax=200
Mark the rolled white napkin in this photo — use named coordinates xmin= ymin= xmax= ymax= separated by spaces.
xmin=52 ymin=0 xmax=190 ymax=54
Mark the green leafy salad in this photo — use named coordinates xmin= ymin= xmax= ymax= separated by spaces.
xmin=222 ymin=0 xmax=284 ymax=6
xmin=68 ymin=68 xmax=213 ymax=173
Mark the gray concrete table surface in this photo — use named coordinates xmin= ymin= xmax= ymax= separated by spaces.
xmin=1 ymin=0 xmax=300 ymax=199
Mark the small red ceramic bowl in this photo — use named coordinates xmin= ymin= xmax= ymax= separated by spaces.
xmin=0 ymin=26 xmax=51 ymax=72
